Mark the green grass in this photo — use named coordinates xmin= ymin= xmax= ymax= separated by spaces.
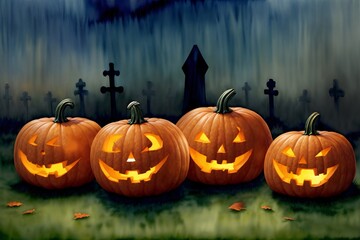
xmin=1 ymin=135 xmax=360 ymax=239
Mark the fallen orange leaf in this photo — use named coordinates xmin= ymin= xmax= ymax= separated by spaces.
xmin=261 ymin=205 xmax=273 ymax=211
xmin=283 ymin=216 xmax=295 ymax=221
xmin=6 ymin=201 xmax=22 ymax=207
xmin=228 ymin=202 xmax=246 ymax=211
xmin=73 ymin=212 xmax=90 ymax=220
xmin=22 ymin=208 xmax=36 ymax=215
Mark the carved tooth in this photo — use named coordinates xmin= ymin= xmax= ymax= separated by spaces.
xmin=313 ymin=168 xmax=319 ymax=176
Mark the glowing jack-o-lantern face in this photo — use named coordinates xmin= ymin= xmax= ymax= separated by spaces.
xmin=98 ymin=133 xmax=169 ymax=183
xmin=90 ymin=101 xmax=189 ymax=197
xmin=189 ymin=128 xmax=253 ymax=174
xmin=273 ymin=146 xmax=338 ymax=187
xmin=264 ymin=112 xmax=356 ymax=198
xmin=14 ymin=98 xmax=101 ymax=189
xmin=19 ymin=135 xmax=80 ymax=178
xmin=176 ymin=89 xmax=273 ymax=185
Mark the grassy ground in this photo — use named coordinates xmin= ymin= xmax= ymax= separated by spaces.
xmin=1 ymin=133 xmax=360 ymax=240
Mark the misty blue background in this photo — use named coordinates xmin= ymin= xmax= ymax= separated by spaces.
xmin=1 ymin=0 xmax=359 ymax=132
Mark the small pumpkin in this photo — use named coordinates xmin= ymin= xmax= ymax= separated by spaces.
xmin=13 ymin=98 xmax=101 ymax=189
xmin=90 ymin=101 xmax=189 ymax=197
xmin=264 ymin=112 xmax=356 ymax=198
xmin=176 ymin=88 xmax=272 ymax=185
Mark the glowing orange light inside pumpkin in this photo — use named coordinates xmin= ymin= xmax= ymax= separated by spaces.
xmin=102 ymin=134 xmax=123 ymax=153
xmin=273 ymin=146 xmax=337 ymax=187
xmin=99 ymin=133 xmax=168 ymax=183
xmin=19 ymin=150 xmax=80 ymax=178
xmin=273 ymin=160 xmax=338 ymax=187
xmin=99 ymin=157 xmax=168 ymax=183
xmin=190 ymin=127 xmax=252 ymax=173
xmin=190 ymin=148 xmax=252 ymax=173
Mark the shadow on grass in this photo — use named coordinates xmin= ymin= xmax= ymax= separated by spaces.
xmin=271 ymin=183 xmax=360 ymax=216
xmin=10 ymin=180 xmax=98 ymax=199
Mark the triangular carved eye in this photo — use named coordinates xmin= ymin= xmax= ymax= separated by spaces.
xmin=102 ymin=134 xmax=123 ymax=153
xmin=46 ymin=137 xmax=61 ymax=147
xmin=233 ymin=127 xmax=246 ymax=143
xmin=315 ymin=147 xmax=331 ymax=157
xmin=195 ymin=132 xmax=211 ymax=143
xmin=28 ymin=135 xmax=38 ymax=146
xmin=282 ymin=147 xmax=296 ymax=158
xmin=143 ymin=133 xmax=163 ymax=152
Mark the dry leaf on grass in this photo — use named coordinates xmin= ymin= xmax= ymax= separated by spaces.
xmin=22 ymin=208 xmax=36 ymax=215
xmin=261 ymin=205 xmax=273 ymax=211
xmin=73 ymin=213 xmax=90 ymax=220
xmin=6 ymin=201 xmax=23 ymax=207
xmin=228 ymin=202 xmax=246 ymax=211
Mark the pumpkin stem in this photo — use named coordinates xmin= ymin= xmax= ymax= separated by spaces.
xmin=54 ymin=98 xmax=74 ymax=123
xmin=215 ymin=88 xmax=236 ymax=114
xmin=304 ymin=112 xmax=320 ymax=135
xmin=127 ymin=101 xmax=147 ymax=125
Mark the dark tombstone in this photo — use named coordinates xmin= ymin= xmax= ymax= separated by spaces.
xmin=242 ymin=82 xmax=251 ymax=107
xmin=3 ymin=83 xmax=12 ymax=118
xmin=100 ymin=62 xmax=124 ymax=119
xmin=142 ymin=81 xmax=155 ymax=116
xmin=329 ymin=79 xmax=344 ymax=112
xmin=20 ymin=91 xmax=31 ymax=121
xmin=182 ymin=44 xmax=208 ymax=114
xmin=264 ymin=79 xmax=279 ymax=120
xmin=44 ymin=91 xmax=57 ymax=116
xmin=74 ymin=78 xmax=88 ymax=116
xmin=299 ymin=89 xmax=311 ymax=116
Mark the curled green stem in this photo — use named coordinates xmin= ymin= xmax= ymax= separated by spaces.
xmin=215 ymin=88 xmax=236 ymax=114
xmin=127 ymin=101 xmax=147 ymax=125
xmin=304 ymin=112 xmax=320 ymax=135
xmin=54 ymin=98 xmax=74 ymax=123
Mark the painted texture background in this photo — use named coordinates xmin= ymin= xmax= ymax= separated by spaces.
xmin=1 ymin=0 xmax=360 ymax=239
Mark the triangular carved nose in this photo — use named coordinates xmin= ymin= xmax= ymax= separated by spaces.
xmin=299 ymin=157 xmax=307 ymax=165
xmin=217 ymin=145 xmax=226 ymax=153
xmin=127 ymin=152 xmax=136 ymax=163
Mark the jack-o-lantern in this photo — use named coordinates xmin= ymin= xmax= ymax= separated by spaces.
xmin=264 ymin=112 xmax=356 ymax=198
xmin=13 ymin=98 xmax=101 ymax=189
xmin=90 ymin=101 xmax=189 ymax=197
xmin=176 ymin=89 xmax=272 ymax=185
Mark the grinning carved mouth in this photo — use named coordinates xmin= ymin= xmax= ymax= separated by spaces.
xmin=189 ymin=148 xmax=252 ymax=173
xmin=273 ymin=159 xmax=339 ymax=187
xmin=19 ymin=150 xmax=80 ymax=178
xmin=98 ymin=156 xmax=168 ymax=183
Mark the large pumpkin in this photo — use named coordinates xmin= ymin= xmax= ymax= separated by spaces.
xmin=176 ymin=88 xmax=272 ymax=185
xmin=264 ymin=112 xmax=356 ymax=198
xmin=90 ymin=101 xmax=189 ymax=197
xmin=14 ymin=98 xmax=101 ymax=189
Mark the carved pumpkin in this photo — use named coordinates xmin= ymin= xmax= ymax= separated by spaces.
xmin=13 ymin=98 xmax=101 ymax=189
xmin=264 ymin=112 xmax=356 ymax=198
xmin=90 ymin=101 xmax=189 ymax=197
xmin=176 ymin=89 xmax=272 ymax=185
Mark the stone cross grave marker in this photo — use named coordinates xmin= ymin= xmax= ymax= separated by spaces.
xmin=74 ymin=78 xmax=88 ymax=116
xmin=3 ymin=83 xmax=12 ymax=118
xmin=264 ymin=79 xmax=279 ymax=119
xmin=44 ymin=91 xmax=57 ymax=115
xmin=329 ymin=79 xmax=344 ymax=112
xmin=20 ymin=91 xmax=31 ymax=120
xmin=242 ymin=82 xmax=251 ymax=107
xmin=100 ymin=63 xmax=124 ymax=118
xmin=142 ymin=81 xmax=155 ymax=116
